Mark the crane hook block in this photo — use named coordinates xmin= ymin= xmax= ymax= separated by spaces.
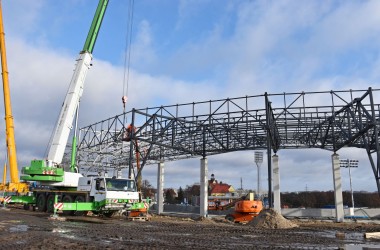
xmin=122 ymin=96 xmax=128 ymax=104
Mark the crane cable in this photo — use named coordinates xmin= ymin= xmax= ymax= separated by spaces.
xmin=122 ymin=0 xmax=135 ymax=113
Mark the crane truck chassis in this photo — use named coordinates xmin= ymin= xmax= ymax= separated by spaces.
xmin=6 ymin=162 xmax=147 ymax=218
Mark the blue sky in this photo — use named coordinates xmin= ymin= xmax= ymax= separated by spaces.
xmin=1 ymin=0 xmax=380 ymax=193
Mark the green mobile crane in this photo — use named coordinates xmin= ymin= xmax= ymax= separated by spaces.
xmin=7 ymin=0 xmax=146 ymax=217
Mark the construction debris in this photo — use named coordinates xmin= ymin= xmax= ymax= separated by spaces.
xmin=335 ymin=232 xmax=345 ymax=239
xmin=248 ymin=209 xmax=298 ymax=229
xmin=364 ymin=232 xmax=380 ymax=239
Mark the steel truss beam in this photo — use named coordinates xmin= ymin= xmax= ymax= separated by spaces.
xmin=76 ymin=88 xmax=380 ymax=194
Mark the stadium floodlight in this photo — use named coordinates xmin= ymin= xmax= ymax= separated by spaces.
xmin=254 ymin=151 xmax=264 ymax=197
xmin=340 ymin=159 xmax=359 ymax=213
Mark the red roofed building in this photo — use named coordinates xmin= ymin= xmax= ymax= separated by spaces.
xmin=210 ymin=183 xmax=234 ymax=196
xmin=207 ymin=174 xmax=238 ymax=209
xmin=208 ymin=174 xmax=235 ymax=196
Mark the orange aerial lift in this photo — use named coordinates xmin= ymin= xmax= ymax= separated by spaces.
xmin=225 ymin=193 xmax=263 ymax=223
xmin=0 ymin=1 xmax=29 ymax=195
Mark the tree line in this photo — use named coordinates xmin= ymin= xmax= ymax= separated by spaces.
xmin=141 ymin=180 xmax=200 ymax=204
xmin=141 ymin=180 xmax=380 ymax=208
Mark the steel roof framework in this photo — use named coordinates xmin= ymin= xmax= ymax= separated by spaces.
xmin=77 ymin=88 xmax=380 ymax=195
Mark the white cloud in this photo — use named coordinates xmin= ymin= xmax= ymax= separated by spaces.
xmin=3 ymin=0 xmax=45 ymax=38
xmin=308 ymin=1 xmax=380 ymax=52
xmin=130 ymin=20 xmax=158 ymax=70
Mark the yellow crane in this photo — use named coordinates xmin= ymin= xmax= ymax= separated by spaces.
xmin=0 ymin=1 xmax=28 ymax=194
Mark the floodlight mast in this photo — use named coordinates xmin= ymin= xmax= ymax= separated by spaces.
xmin=254 ymin=151 xmax=264 ymax=198
xmin=340 ymin=159 xmax=359 ymax=212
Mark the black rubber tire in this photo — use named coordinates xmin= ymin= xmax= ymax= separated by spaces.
xmin=103 ymin=211 xmax=115 ymax=218
xmin=37 ymin=194 xmax=47 ymax=212
xmin=74 ymin=196 xmax=86 ymax=216
xmin=46 ymin=195 xmax=55 ymax=213
xmin=225 ymin=214 xmax=235 ymax=222
xmin=62 ymin=195 xmax=75 ymax=216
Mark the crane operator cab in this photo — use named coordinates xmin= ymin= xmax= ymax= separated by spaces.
xmin=77 ymin=176 xmax=139 ymax=209
xmin=79 ymin=176 xmax=136 ymax=194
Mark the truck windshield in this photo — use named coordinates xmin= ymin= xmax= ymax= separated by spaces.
xmin=105 ymin=178 xmax=135 ymax=192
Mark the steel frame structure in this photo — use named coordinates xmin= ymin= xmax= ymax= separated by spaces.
xmin=77 ymin=87 xmax=380 ymax=196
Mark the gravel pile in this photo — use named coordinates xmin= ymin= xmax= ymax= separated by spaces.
xmin=249 ymin=209 xmax=298 ymax=229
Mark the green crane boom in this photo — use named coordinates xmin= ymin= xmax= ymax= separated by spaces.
xmin=22 ymin=0 xmax=109 ymax=185
xmin=83 ymin=0 xmax=109 ymax=53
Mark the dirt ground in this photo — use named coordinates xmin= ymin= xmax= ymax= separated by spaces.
xmin=1 ymin=206 xmax=380 ymax=249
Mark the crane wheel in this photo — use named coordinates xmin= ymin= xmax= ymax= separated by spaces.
xmin=74 ymin=196 xmax=85 ymax=216
xmin=62 ymin=195 xmax=75 ymax=216
xmin=103 ymin=211 xmax=115 ymax=218
xmin=46 ymin=195 xmax=55 ymax=213
xmin=225 ymin=214 xmax=235 ymax=222
xmin=37 ymin=194 xmax=47 ymax=212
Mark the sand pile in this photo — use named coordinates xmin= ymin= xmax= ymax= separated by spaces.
xmin=249 ymin=209 xmax=298 ymax=229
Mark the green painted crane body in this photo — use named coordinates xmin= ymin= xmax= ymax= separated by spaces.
xmin=21 ymin=0 xmax=109 ymax=182
xmin=8 ymin=1 xmax=148 ymax=219
xmin=82 ymin=0 xmax=109 ymax=54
